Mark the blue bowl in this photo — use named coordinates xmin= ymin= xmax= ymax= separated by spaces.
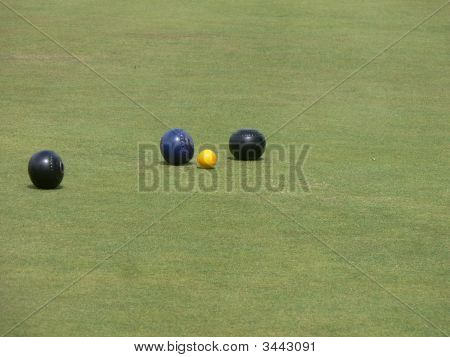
xmin=160 ymin=129 xmax=194 ymax=165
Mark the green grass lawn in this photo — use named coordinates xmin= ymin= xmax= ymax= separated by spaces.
xmin=1 ymin=0 xmax=449 ymax=336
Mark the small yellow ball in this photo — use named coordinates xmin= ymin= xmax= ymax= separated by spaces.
xmin=197 ymin=149 xmax=217 ymax=169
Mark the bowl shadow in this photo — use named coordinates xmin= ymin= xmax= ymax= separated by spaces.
xmin=27 ymin=184 xmax=64 ymax=190
xmin=158 ymin=161 xmax=195 ymax=167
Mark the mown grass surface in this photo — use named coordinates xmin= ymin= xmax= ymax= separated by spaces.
xmin=0 ymin=0 xmax=449 ymax=336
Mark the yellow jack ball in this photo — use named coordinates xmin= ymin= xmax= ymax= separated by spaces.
xmin=197 ymin=149 xmax=217 ymax=169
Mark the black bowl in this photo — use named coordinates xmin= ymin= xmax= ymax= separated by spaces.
xmin=28 ymin=150 xmax=64 ymax=189
xmin=229 ymin=129 xmax=266 ymax=160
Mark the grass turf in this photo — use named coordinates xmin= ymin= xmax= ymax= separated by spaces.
xmin=0 ymin=0 xmax=449 ymax=336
